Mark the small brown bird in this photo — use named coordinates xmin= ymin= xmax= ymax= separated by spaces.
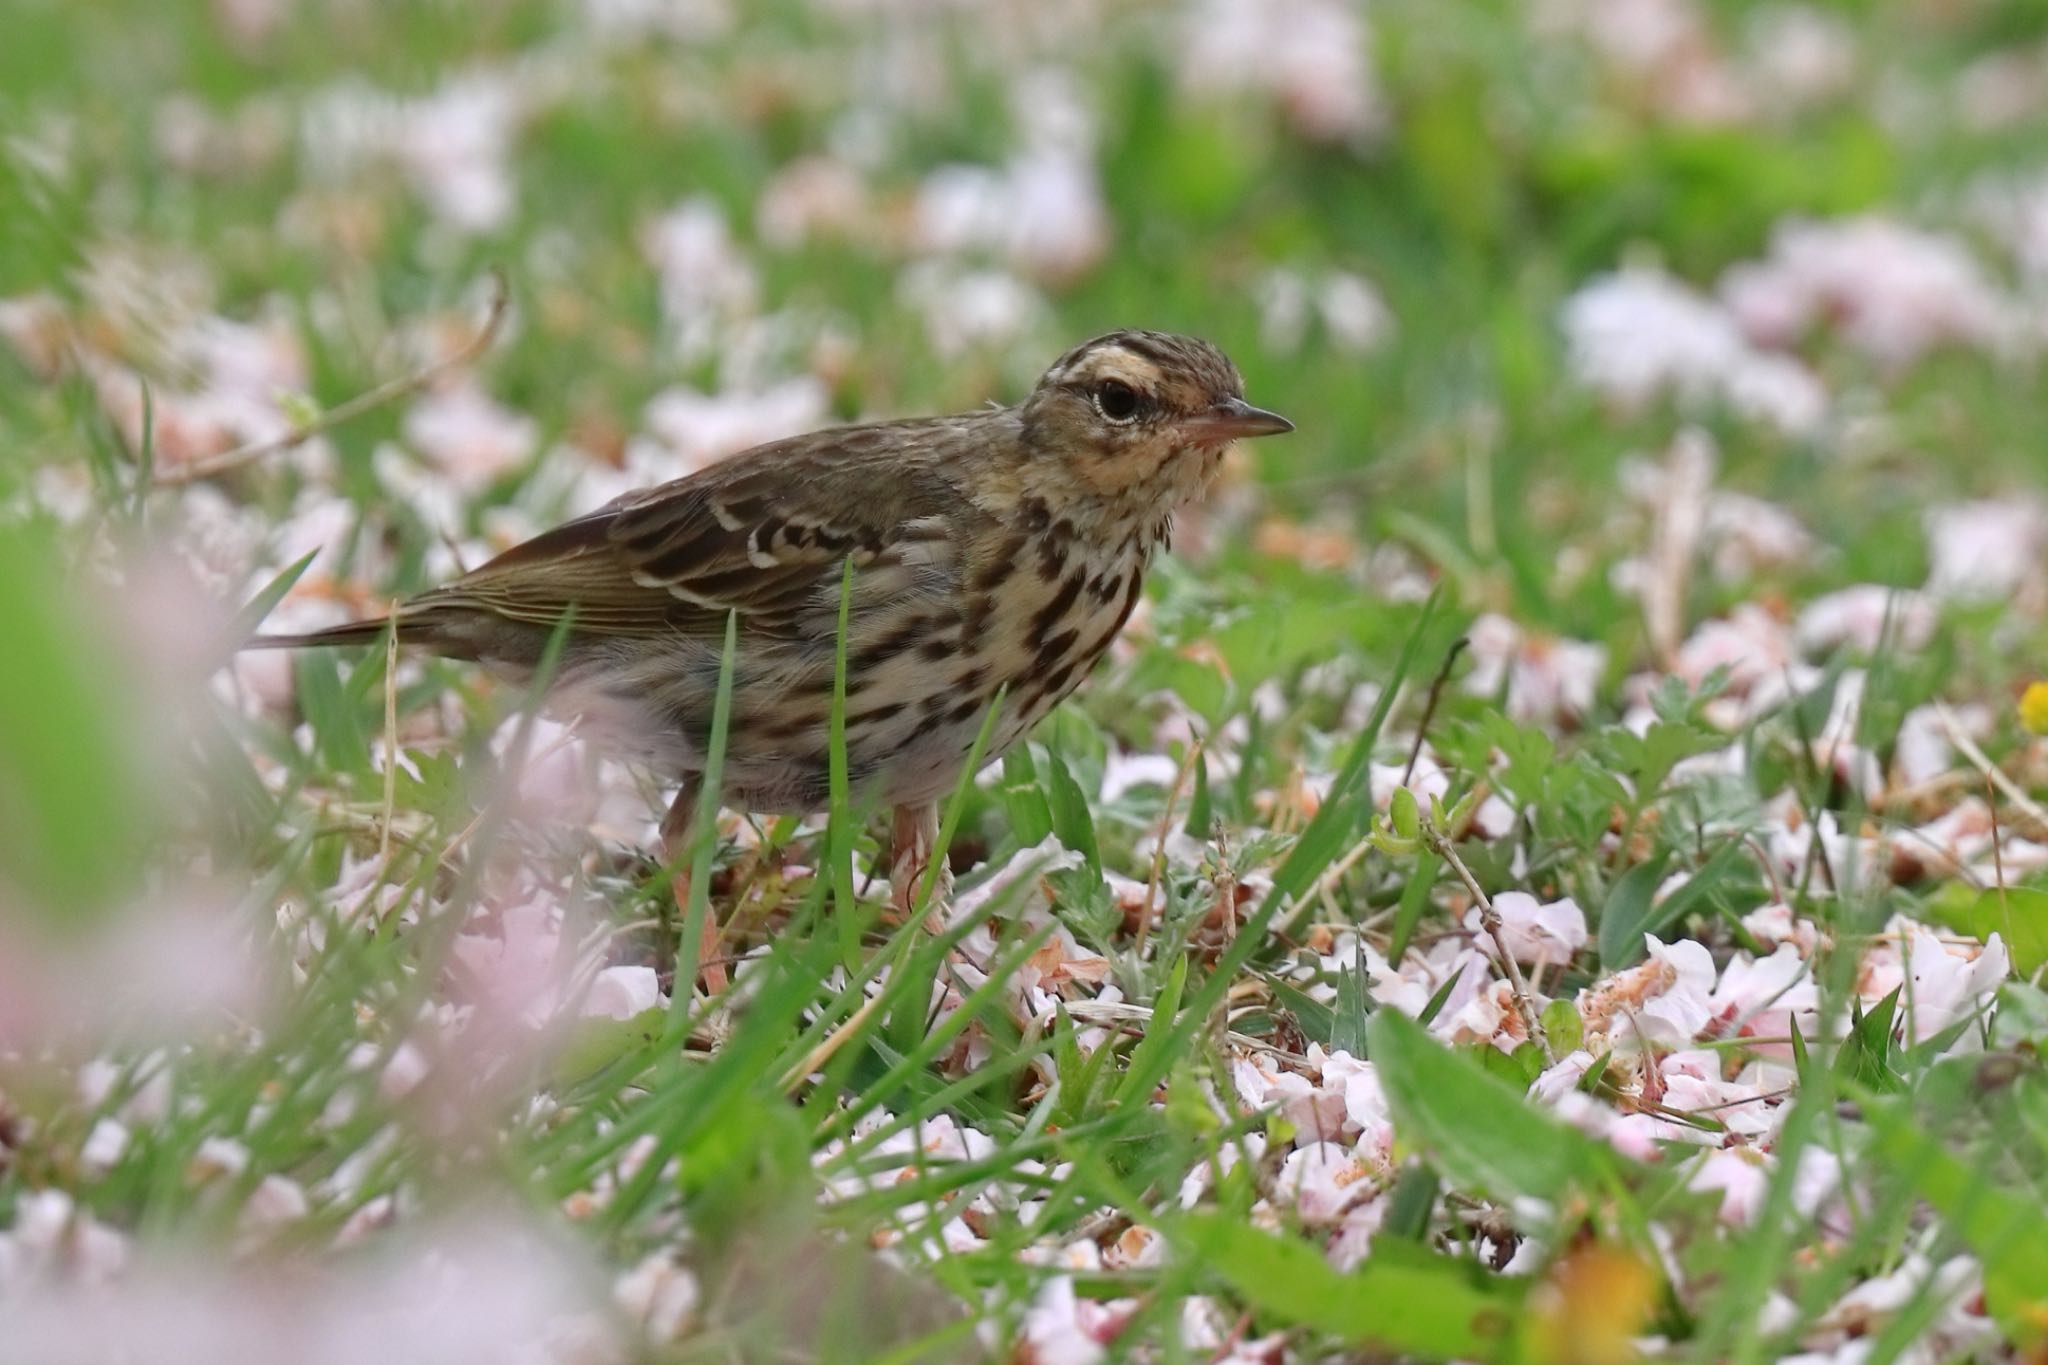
xmin=252 ymin=331 xmax=1291 ymax=913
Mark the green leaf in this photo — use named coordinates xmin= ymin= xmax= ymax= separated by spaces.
xmin=1788 ymin=1021 xmax=1813 ymax=1080
xmin=392 ymin=748 xmax=463 ymax=823
xmin=1596 ymin=853 xmax=1671 ymax=969
xmin=1115 ymin=953 xmax=1187 ymax=1105
xmin=550 ymin=1006 xmax=664 ymax=1086
xmin=1051 ymin=869 xmax=1122 ymax=952
xmin=1042 ymin=747 xmax=1101 ymax=875
xmin=1164 ymin=1061 xmax=1220 ymax=1136
xmin=1542 ymin=998 xmax=1584 ymax=1056
xmin=1181 ymin=1214 xmax=1523 ymax=1360
xmin=228 ymin=549 xmax=319 ymax=643
xmin=1486 ymin=714 xmax=1556 ymax=809
xmin=1834 ymin=986 xmax=1905 ymax=1094
xmin=132 ymin=379 xmax=155 ymax=500
xmin=1000 ymin=747 xmax=1055 ymax=847
xmin=1479 ymin=1042 xmax=1547 ymax=1088
xmin=1596 ymin=714 xmax=1723 ymax=801
xmin=1052 ymin=1003 xmax=1125 ymax=1127
xmin=1269 ymin=979 xmax=1336 ymax=1047
xmin=1390 ymin=785 xmax=1421 ymax=841
xmin=1992 ymin=981 xmax=2048 ymax=1050
xmin=1866 ymin=1098 xmax=2048 ymax=1347
xmin=1367 ymin=1008 xmax=1606 ymax=1200
xmin=296 ymin=650 xmax=371 ymax=777
xmin=1599 ymin=840 xmax=1744 ymax=967
xmin=1389 ymin=850 xmax=1442 ymax=963
xmin=1930 ymin=887 xmax=2048 ymax=976
xmin=1382 ymin=1163 xmax=1441 ymax=1241
xmin=1330 ymin=944 xmax=1372 ymax=1057
xmin=1416 ymin=971 xmax=1461 ymax=1028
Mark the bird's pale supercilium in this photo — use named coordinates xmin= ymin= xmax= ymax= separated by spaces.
xmin=250 ymin=331 xmax=1294 ymax=914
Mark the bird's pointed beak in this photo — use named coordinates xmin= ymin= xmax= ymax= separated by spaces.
xmin=1181 ymin=397 xmax=1295 ymax=441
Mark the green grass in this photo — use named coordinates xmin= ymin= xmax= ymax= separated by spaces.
xmin=4 ymin=0 xmax=2048 ymax=1360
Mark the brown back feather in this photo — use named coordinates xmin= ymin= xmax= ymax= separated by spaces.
xmin=405 ymin=413 xmax=996 ymax=641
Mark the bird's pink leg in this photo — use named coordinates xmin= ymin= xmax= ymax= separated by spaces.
xmin=890 ymin=801 xmax=951 ymax=930
xmin=660 ymin=785 xmax=728 ymax=995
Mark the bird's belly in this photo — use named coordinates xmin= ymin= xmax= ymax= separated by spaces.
xmin=561 ymin=546 xmax=1148 ymax=814
xmin=860 ymin=547 xmax=1149 ymax=805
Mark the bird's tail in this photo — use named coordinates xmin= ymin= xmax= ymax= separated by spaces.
xmin=241 ymin=618 xmax=401 ymax=651
xmin=241 ymin=600 xmax=503 ymax=661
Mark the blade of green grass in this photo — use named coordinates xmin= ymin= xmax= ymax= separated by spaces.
xmin=671 ymin=609 xmax=741 ymax=1020
xmin=828 ymin=558 xmax=860 ymax=964
xmin=1179 ymin=1212 xmax=1526 ymax=1360
xmin=1117 ymin=590 xmax=1443 ymax=1101
xmin=1365 ymin=1007 xmax=1607 ymax=1202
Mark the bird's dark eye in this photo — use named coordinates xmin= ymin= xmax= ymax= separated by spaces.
xmin=1094 ymin=380 xmax=1141 ymax=424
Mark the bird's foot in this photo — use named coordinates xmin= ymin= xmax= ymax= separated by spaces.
xmin=889 ymin=802 xmax=951 ymax=932
xmin=671 ymin=869 xmax=729 ymax=996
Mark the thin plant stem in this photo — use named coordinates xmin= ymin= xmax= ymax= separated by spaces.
xmin=1139 ymin=733 xmax=1204 ymax=960
xmin=156 ymin=270 xmax=511 ymax=487
xmin=1941 ymin=703 xmax=2048 ymax=836
xmin=1401 ymin=635 xmax=1469 ymax=789
xmin=377 ymin=612 xmax=398 ymax=866
xmin=1422 ymin=822 xmax=1553 ymax=1062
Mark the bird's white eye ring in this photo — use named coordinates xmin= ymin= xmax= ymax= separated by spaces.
xmin=1094 ymin=380 xmax=1141 ymax=424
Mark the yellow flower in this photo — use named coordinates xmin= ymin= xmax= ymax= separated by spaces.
xmin=2022 ymin=682 xmax=2048 ymax=736
xmin=1524 ymin=1244 xmax=1658 ymax=1365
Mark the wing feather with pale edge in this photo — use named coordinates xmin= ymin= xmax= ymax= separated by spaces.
xmin=406 ymin=421 xmax=971 ymax=639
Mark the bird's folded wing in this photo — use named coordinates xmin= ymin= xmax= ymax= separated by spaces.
xmin=417 ymin=467 xmax=902 ymax=638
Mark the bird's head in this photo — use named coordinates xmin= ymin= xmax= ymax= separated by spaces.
xmin=1018 ymin=330 xmax=1293 ymax=508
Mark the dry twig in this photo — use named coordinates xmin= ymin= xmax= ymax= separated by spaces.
xmin=1938 ymin=703 xmax=2048 ymax=838
xmin=1401 ymin=634 xmax=1470 ymax=788
xmin=1421 ymin=824 xmax=1554 ymax=1062
xmin=155 ymin=270 xmax=511 ymax=487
